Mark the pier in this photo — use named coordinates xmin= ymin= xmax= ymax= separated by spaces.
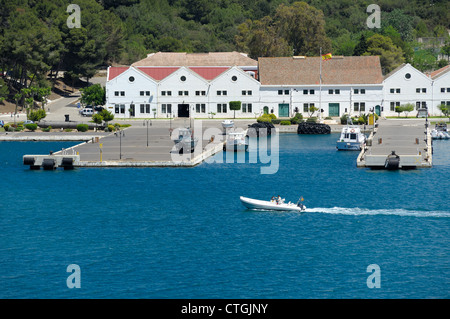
xmin=22 ymin=119 xmax=254 ymax=169
xmin=357 ymin=119 xmax=432 ymax=169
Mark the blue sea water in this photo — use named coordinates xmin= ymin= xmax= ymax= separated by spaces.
xmin=0 ymin=134 xmax=449 ymax=299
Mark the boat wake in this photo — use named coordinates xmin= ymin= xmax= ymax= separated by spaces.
xmin=305 ymin=207 xmax=450 ymax=218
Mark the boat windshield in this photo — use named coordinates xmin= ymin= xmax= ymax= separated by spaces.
xmin=350 ymin=133 xmax=357 ymax=140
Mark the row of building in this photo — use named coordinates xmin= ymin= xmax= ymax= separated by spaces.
xmin=106 ymin=51 xmax=450 ymax=119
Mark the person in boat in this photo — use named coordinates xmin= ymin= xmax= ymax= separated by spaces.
xmin=297 ymin=196 xmax=305 ymax=210
xmin=271 ymin=196 xmax=276 ymax=202
xmin=277 ymin=195 xmax=281 ymax=205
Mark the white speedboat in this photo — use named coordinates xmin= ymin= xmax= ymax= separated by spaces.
xmin=222 ymin=120 xmax=234 ymax=130
xmin=431 ymin=123 xmax=450 ymax=140
xmin=225 ymin=132 xmax=248 ymax=152
xmin=336 ymin=119 xmax=366 ymax=150
xmin=240 ymin=196 xmax=306 ymax=212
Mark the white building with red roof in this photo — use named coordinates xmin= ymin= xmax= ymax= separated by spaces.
xmin=106 ymin=52 xmax=259 ymax=119
xmin=106 ymin=51 xmax=446 ymax=119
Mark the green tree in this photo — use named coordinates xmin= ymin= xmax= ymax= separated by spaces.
xmin=438 ymin=104 xmax=450 ymax=121
xmin=80 ymin=84 xmax=106 ymax=106
xmin=395 ymin=105 xmax=404 ymax=117
xmin=401 ymin=103 xmax=415 ymax=118
xmin=236 ymin=17 xmax=292 ymax=59
xmin=274 ymin=1 xmax=331 ymax=56
xmin=229 ymin=101 xmax=241 ymax=119
xmin=99 ymin=109 xmax=114 ymax=124
xmin=0 ymin=78 xmax=8 ymax=103
xmin=412 ymin=49 xmax=437 ymax=72
xmin=353 ymin=33 xmax=369 ymax=56
xmin=364 ymin=34 xmax=405 ymax=74
xmin=28 ymin=109 xmax=46 ymax=122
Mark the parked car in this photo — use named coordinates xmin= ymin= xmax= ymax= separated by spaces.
xmin=81 ymin=108 xmax=94 ymax=116
xmin=0 ymin=120 xmax=4 ymax=127
xmin=94 ymin=106 xmax=104 ymax=112
xmin=23 ymin=120 xmax=34 ymax=125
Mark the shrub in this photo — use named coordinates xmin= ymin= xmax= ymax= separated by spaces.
xmin=107 ymin=124 xmax=115 ymax=132
xmin=340 ymin=114 xmax=349 ymax=124
xmin=306 ymin=117 xmax=317 ymax=123
xmin=25 ymin=123 xmax=38 ymax=131
xmin=28 ymin=109 xmax=46 ymax=122
xmin=290 ymin=113 xmax=303 ymax=124
xmin=257 ymin=115 xmax=272 ymax=123
xmin=268 ymin=113 xmax=277 ymax=119
xmin=64 ymin=128 xmax=73 ymax=132
xmin=76 ymin=124 xmax=89 ymax=132
xmin=42 ymin=126 xmax=52 ymax=132
xmin=4 ymin=124 xmax=9 ymax=131
xmin=271 ymin=119 xmax=282 ymax=124
xmin=280 ymin=120 xmax=291 ymax=125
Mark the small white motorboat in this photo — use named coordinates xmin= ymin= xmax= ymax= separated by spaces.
xmin=431 ymin=123 xmax=450 ymax=140
xmin=225 ymin=132 xmax=248 ymax=152
xmin=240 ymin=196 xmax=306 ymax=212
xmin=222 ymin=120 xmax=234 ymax=130
xmin=336 ymin=118 xmax=366 ymax=151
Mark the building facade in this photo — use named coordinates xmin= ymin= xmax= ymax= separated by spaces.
xmin=106 ymin=52 xmax=447 ymax=119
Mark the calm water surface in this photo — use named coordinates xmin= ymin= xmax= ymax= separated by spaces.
xmin=0 ymin=134 xmax=449 ymax=298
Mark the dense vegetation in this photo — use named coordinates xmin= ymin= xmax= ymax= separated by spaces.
xmin=0 ymin=0 xmax=449 ymax=106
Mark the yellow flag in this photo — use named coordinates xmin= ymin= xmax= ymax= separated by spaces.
xmin=321 ymin=53 xmax=332 ymax=61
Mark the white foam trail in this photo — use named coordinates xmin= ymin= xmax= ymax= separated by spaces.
xmin=305 ymin=207 xmax=450 ymax=218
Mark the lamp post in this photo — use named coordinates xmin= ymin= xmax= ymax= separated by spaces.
xmin=143 ymin=119 xmax=152 ymax=147
xmin=115 ymin=129 xmax=125 ymax=159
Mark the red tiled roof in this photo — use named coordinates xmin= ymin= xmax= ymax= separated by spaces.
xmin=429 ymin=65 xmax=450 ymax=79
xmin=108 ymin=67 xmax=128 ymax=81
xmin=135 ymin=67 xmax=179 ymax=81
xmin=189 ymin=67 xmax=229 ymax=80
xmin=258 ymin=56 xmax=383 ymax=85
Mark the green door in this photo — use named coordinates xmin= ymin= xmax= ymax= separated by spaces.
xmin=263 ymin=106 xmax=269 ymax=115
xmin=375 ymin=105 xmax=381 ymax=116
xmin=328 ymin=103 xmax=340 ymax=117
xmin=278 ymin=103 xmax=289 ymax=117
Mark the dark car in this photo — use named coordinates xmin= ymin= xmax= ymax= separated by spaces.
xmin=94 ymin=106 xmax=104 ymax=112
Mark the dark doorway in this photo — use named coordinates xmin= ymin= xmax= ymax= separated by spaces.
xmin=178 ymin=104 xmax=189 ymax=117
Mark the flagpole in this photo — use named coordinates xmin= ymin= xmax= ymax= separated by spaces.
xmin=319 ymin=47 xmax=322 ymax=121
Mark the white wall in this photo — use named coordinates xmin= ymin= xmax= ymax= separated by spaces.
xmin=383 ymin=64 xmax=433 ymax=116
xmin=208 ymin=67 xmax=261 ymax=119
xmin=106 ymin=67 xmax=158 ymax=119
xmin=260 ymin=85 xmax=383 ymax=118
xmin=157 ymin=67 xmax=209 ymax=118
xmin=432 ymin=71 xmax=450 ymax=115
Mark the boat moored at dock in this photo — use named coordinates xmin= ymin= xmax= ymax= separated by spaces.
xmin=336 ymin=119 xmax=366 ymax=151
xmin=225 ymin=132 xmax=248 ymax=152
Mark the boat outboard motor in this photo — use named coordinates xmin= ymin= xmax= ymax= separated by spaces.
xmin=385 ymin=151 xmax=400 ymax=170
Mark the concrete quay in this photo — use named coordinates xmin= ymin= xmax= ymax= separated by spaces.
xmin=59 ymin=119 xmax=253 ymax=168
xmin=357 ymin=119 xmax=432 ymax=169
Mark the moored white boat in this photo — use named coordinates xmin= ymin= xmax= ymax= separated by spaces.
xmin=222 ymin=120 xmax=234 ymax=130
xmin=240 ymin=196 xmax=306 ymax=212
xmin=431 ymin=123 xmax=450 ymax=140
xmin=225 ymin=132 xmax=248 ymax=152
xmin=336 ymin=119 xmax=366 ymax=151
